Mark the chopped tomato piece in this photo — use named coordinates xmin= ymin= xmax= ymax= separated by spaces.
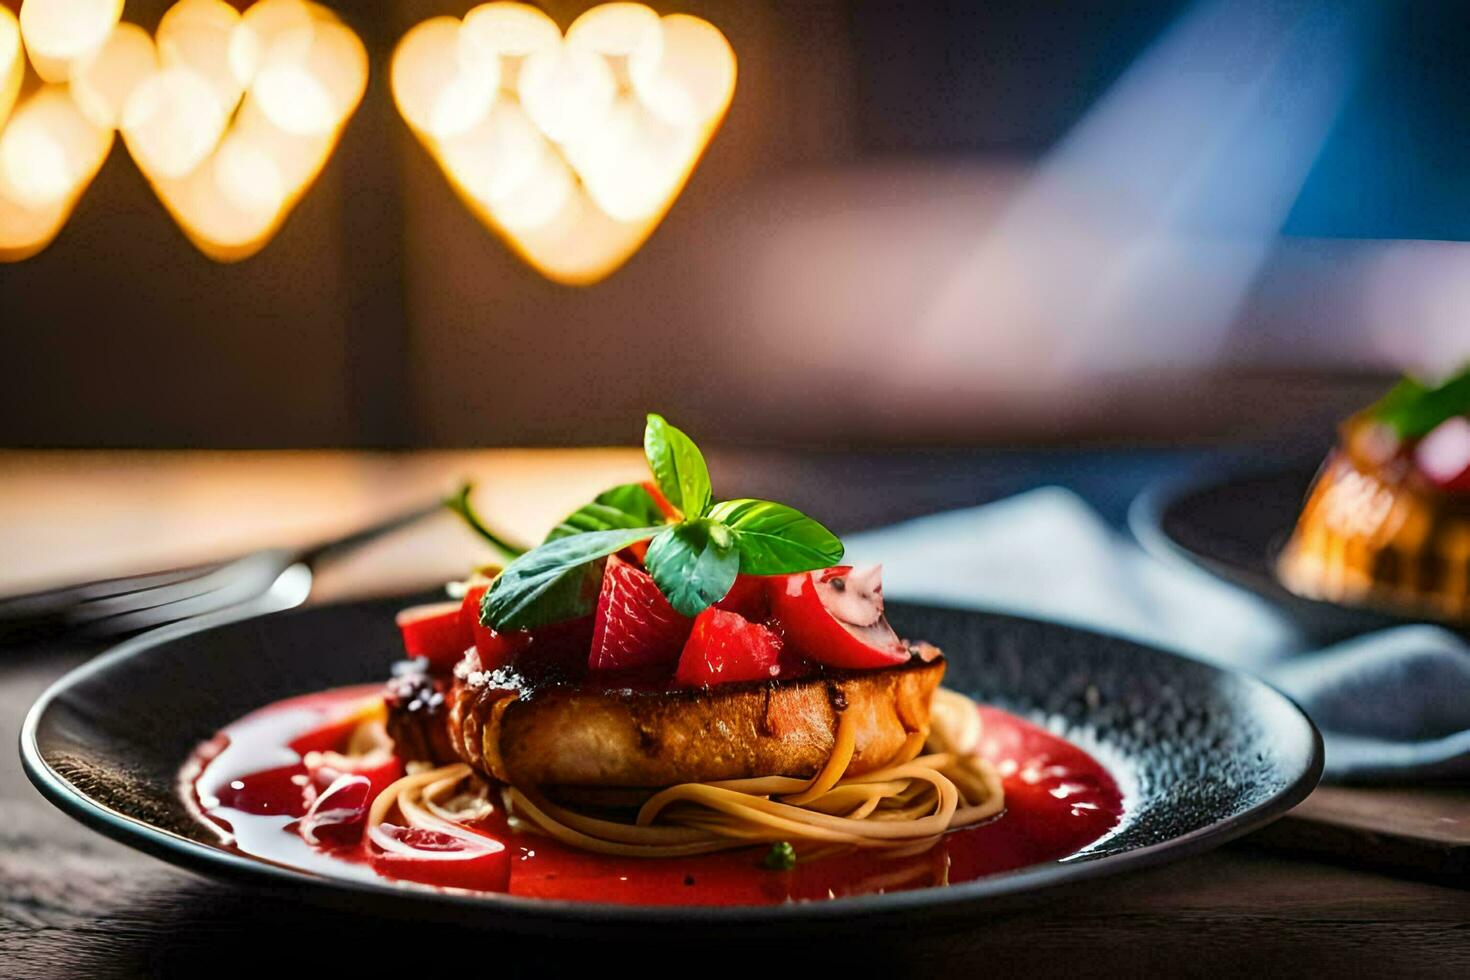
xmin=1415 ymin=416 xmax=1470 ymax=493
xmin=396 ymin=601 xmax=470 ymax=669
xmin=461 ymin=582 xmax=519 ymax=668
xmin=368 ymin=824 xmax=510 ymax=892
xmin=714 ymin=574 xmax=771 ymax=621
xmin=460 ymin=582 xmax=593 ymax=672
xmin=589 ymin=554 xmax=692 ymax=671
xmin=299 ymin=774 xmax=372 ymax=848
xmin=303 ymin=748 xmax=402 ymax=800
xmin=769 ymin=566 xmax=909 ymax=669
xmin=675 ymin=607 xmax=783 ymax=687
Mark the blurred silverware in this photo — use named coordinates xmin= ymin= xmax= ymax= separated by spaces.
xmin=0 ymin=499 xmax=445 ymax=645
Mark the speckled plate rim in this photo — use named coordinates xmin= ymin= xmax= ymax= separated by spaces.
xmin=1128 ymin=461 xmax=1464 ymax=634
xmin=21 ymin=600 xmax=1323 ymax=932
xmin=1128 ymin=461 xmax=1316 ymax=603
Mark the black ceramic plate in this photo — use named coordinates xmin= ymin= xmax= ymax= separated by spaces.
xmin=1129 ymin=463 xmax=1464 ymax=642
xmin=22 ymin=595 xmax=1320 ymax=934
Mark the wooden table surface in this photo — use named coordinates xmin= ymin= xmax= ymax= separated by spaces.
xmin=1 ymin=449 xmax=1466 ymax=978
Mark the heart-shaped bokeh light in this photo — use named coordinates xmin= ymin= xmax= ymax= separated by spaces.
xmin=0 ymin=0 xmax=367 ymax=263
xmin=0 ymin=2 xmax=115 ymax=261
xmin=393 ymin=2 xmax=735 ymax=285
xmin=119 ymin=0 xmax=368 ymax=261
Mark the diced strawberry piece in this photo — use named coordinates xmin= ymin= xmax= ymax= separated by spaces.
xmin=516 ymin=615 xmax=595 ymax=675
xmin=589 ymin=553 xmax=692 ymax=671
xmin=714 ymin=574 xmax=771 ymax=621
xmin=675 ymin=607 xmax=783 ymax=687
xmin=769 ymin=566 xmax=910 ymax=669
xmin=368 ymin=824 xmax=510 ymax=892
xmin=396 ymin=601 xmax=470 ymax=669
xmin=461 ymin=583 xmax=520 ymax=668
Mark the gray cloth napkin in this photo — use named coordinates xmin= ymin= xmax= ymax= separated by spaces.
xmin=845 ymin=487 xmax=1470 ymax=782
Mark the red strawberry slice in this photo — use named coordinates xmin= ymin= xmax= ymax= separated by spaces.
xmin=589 ymin=553 xmax=692 ymax=671
xmin=675 ymin=607 xmax=783 ymax=687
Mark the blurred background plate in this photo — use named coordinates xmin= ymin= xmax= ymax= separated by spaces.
xmin=1127 ymin=463 xmax=1454 ymax=642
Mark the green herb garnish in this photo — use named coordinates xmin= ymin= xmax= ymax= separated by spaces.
xmin=482 ymin=525 xmax=664 ymax=630
xmin=475 ymin=414 xmax=843 ymax=631
xmin=545 ymin=482 xmax=667 ymax=541
xmin=644 ymin=413 xmax=712 ymax=518
xmin=762 ymin=841 xmax=797 ymax=870
xmin=645 ymin=518 xmax=740 ymax=617
xmin=1369 ymin=365 xmax=1470 ymax=438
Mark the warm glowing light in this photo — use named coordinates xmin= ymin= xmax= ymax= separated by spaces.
xmin=392 ymin=16 xmax=498 ymax=139
xmin=148 ymin=96 xmax=336 ymax=261
xmin=518 ymin=45 xmax=616 ymax=145
xmin=460 ymin=2 xmax=559 ymax=61
xmin=251 ymin=15 xmax=367 ymax=135
xmin=488 ymin=142 xmax=575 ymax=231
xmin=564 ymin=94 xmax=696 ymax=222
xmin=435 ymin=100 xmax=547 ymax=208
xmin=0 ymin=8 xmax=23 ymax=133
xmin=214 ymin=127 xmax=285 ymax=215
xmin=565 ymin=2 xmax=661 ymax=74
xmin=630 ymin=15 xmax=737 ymax=127
xmin=157 ymin=0 xmax=245 ymax=115
xmin=70 ymin=22 xmax=156 ymax=128
xmin=228 ymin=0 xmax=315 ymax=88
xmin=107 ymin=0 xmax=367 ymax=261
xmin=0 ymin=84 xmax=112 ymax=259
xmin=0 ymin=0 xmax=362 ymax=262
xmin=19 ymin=0 xmax=124 ymax=83
xmin=0 ymin=85 xmax=110 ymax=206
xmin=0 ymin=6 xmax=113 ymax=261
xmin=392 ymin=2 xmax=736 ymax=285
xmin=121 ymin=64 xmax=229 ymax=179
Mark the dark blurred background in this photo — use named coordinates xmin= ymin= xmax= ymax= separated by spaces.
xmin=1 ymin=0 xmax=1466 ymax=449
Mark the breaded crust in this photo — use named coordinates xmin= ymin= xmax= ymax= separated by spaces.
xmin=444 ymin=658 xmax=945 ymax=788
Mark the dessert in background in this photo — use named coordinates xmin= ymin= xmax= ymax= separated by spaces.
xmin=1278 ymin=366 xmax=1470 ymax=623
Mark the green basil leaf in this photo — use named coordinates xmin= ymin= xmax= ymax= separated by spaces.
xmin=482 ymin=526 xmax=662 ymax=630
xmin=643 ymin=413 xmax=712 ymax=518
xmin=707 ymin=498 xmax=844 ymax=574
xmin=444 ymin=482 xmax=527 ymax=560
xmin=644 ymin=519 xmax=739 ymax=618
xmin=1370 ymin=366 xmax=1470 ymax=438
xmin=545 ymin=483 xmax=667 ymax=541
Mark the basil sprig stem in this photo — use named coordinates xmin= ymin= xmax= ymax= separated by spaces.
xmin=474 ymin=414 xmax=844 ymax=631
xmin=445 ymin=483 xmax=527 ymax=561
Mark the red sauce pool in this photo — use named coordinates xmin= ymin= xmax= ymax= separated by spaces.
xmin=183 ymin=686 xmax=1125 ymax=905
